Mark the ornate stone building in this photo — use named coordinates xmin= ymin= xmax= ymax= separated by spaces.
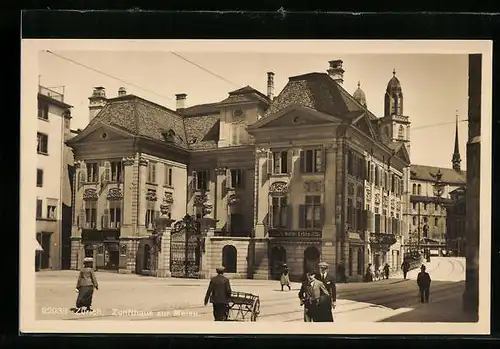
xmin=408 ymin=113 xmax=466 ymax=250
xmin=68 ymin=61 xmax=412 ymax=280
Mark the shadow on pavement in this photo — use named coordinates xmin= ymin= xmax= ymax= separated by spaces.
xmin=339 ymin=279 xmax=466 ymax=312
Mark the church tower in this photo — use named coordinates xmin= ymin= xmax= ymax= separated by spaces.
xmin=452 ymin=110 xmax=462 ymax=172
xmin=380 ymin=69 xmax=411 ymax=157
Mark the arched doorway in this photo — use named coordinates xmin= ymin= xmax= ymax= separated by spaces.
xmin=222 ymin=245 xmax=237 ymax=273
xmin=303 ymin=246 xmax=320 ymax=276
xmin=143 ymin=244 xmax=151 ymax=270
xmin=270 ymin=246 xmax=286 ymax=280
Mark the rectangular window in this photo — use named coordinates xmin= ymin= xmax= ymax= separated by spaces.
xmin=37 ymin=132 xmax=48 ymax=154
xmin=230 ymin=169 xmax=244 ymax=189
xmin=271 ymin=196 xmax=288 ymax=228
xmin=302 ymin=148 xmax=323 ymax=173
xmin=347 ymin=198 xmax=353 ymax=227
xmin=301 ymin=195 xmax=322 ymax=229
xmin=272 ymin=151 xmax=288 ymax=174
xmin=38 ymin=101 xmax=49 ymax=120
xmin=375 ymin=214 xmax=381 ymax=234
xmin=375 ymin=166 xmax=380 ymax=186
xmin=145 ymin=202 xmax=158 ymax=230
xmin=36 ymin=199 xmax=43 ymax=218
xmin=84 ymin=201 xmax=97 ymax=229
xmin=164 ymin=165 xmax=173 ymax=187
xmin=36 ymin=169 xmax=43 ymax=187
xmin=356 ymin=201 xmax=363 ymax=232
xmin=47 ymin=204 xmax=57 ymax=220
xmin=86 ymin=162 xmax=99 ymax=183
xmin=193 ymin=170 xmax=208 ymax=191
xmin=109 ymin=201 xmax=122 ymax=228
xmin=147 ymin=161 xmax=157 ymax=184
xmin=111 ymin=161 xmax=123 ymax=182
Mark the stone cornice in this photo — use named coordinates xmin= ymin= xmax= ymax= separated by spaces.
xmin=139 ymin=157 xmax=149 ymax=167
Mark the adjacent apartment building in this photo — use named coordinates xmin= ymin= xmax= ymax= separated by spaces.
xmin=67 ymin=61 xmax=412 ymax=281
xmin=36 ymin=86 xmax=74 ymax=270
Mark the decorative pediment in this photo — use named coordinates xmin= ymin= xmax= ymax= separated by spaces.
xmin=353 ymin=113 xmax=378 ymax=141
xmin=395 ymin=143 xmax=411 ymax=164
xmin=83 ymin=188 xmax=98 ymax=201
xmin=269 ymin=181 xmax=288 ymax=197
xmin=303 ymin=180 xmax=324 ymax=193
xmin=67 ymin=122 xmax=133 ymax=145
xmin=247 ymin=105 xmax=341 ymax=131
xmin=160 ymin=192 xmax=174 ymax=215
xmin=107 ymin=188 xmax=123 ymax=200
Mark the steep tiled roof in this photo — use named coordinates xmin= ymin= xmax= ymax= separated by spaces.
xmin=183 ymin=103 xmax=220 ymax=117
xmin=264 ymin=73 xmax=378 ymax=121
xmin=88 ymin=95 xmax=188 ymax=148
xmin=183 ymin=115 xmax=220 ymax=150
xmin=410 ymin=164 xmax=466 ymax=185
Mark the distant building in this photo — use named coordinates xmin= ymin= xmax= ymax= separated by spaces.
xmin=408 ymin=114 xmax=466 ymax=250
xmin=67 ymin=62 xmax=411 ymax=280
xmin=36 ymin=85 xmax=73 ymax=270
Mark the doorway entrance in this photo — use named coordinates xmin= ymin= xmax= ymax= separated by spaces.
xmin=37 ymin=232 xmax=51 ymax=269
xmin=303 ymin=246 xmax=320 ymax=276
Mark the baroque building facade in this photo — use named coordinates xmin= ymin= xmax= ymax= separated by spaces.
xmin=68 ymin=61 xmax=411 ymax=280
xmin=36 ymin=85 xmax=74 ymax=270
xmin=408 ymin=113 xmax=466 ymax=251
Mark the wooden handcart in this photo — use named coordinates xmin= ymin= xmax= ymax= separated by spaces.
xmin=226 ymin=291 xmax=260 ymax=321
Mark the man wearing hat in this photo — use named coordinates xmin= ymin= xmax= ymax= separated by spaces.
xmin=318 ymin=261 xmax=337 ymax=311
xmin=204 ymin=266 xmax=232 ymax=321
xmin=416 ymin=264 xmax=432 ymax=303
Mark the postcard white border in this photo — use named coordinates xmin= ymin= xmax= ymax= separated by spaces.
xmin=20 ymin=40 xmax=492 ymax=335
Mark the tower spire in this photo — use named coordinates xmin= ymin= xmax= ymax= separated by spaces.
xmin=452 ymin=109 xmax=462 ymax=172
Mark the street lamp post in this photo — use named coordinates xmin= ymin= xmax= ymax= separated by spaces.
xmin=432 ymin=169 xmax=445 ymax=259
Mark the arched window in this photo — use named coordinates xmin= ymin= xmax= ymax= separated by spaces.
xmin=412 ymin=184 xmax=416 ymax=195
xmin=303 ymin=246 xmax=320 ymax=276
xmin=222 ymin=245 xmax=237 ymax=273
xmin=417 ymin=184 xmax=422 ymax=195
xmin=398 ymin=125 xmax=404 ymax=139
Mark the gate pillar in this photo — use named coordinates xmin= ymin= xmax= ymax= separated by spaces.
xmin=156 ymin=217 xmax=174 ymax=278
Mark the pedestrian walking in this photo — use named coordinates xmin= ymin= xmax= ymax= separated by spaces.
xmin=337 ymin=262 xmax=347 ymax=283
xmin=298 ymin=271 xmax=333 ymax=322
xmin=280 ymin=264 xmax=291 ymax=291
xmin=383 ymin=263 xmax=390 ymax=279
xmin=75 ymin=257 xmax=99 ymax=312
xmin=364 ymin=263 xmax=373 ymax=282
xmin=417 ymin=264 xmax=431 ymax=303
xmin=401 ymin=259 xmax=410 ymax=280
xmin=204 ymin=266 xmax=232 ymax=321
xmin=318 ymin=261 xmax=336 ymax=314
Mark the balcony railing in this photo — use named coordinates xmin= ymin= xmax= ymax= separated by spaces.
xmin=39 ymin=85 xmax=64 ymax=102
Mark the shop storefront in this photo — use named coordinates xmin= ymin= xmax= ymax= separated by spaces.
xmin=81 ymin=229 xmax=121 ymax=271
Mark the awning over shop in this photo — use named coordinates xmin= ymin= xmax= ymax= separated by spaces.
xmin=36 ymin=240 xmax=43 ymax=252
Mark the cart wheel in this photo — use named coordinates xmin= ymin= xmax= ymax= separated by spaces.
xmin=251 ymin=298 xmax=260 ymax=321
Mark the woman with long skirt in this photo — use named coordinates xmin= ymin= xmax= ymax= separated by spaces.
xmin=76 ymin=257 xmax=99 ymax=312
xmin=280 ymin=264 xmax=291 ymax=291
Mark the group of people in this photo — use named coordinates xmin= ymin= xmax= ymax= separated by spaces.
xmin=363 ymin=262 xmax=391 ymax=282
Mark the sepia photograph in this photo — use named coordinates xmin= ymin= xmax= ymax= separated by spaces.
xmin=20 ymin=40 xmax=491 ymax=335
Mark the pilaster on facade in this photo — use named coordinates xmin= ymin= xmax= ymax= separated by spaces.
xmin=122 ymin=156 xmax=137 ymax=236
xmin=215 ymin=166 xmax=228 ymax=231
xmin=322 ymin=143 xmax=338 ymax=259
xmin=137 ymin=155 xmax=148 ymax=234
xmin=254 ymin=148 xmax=269 ymax=238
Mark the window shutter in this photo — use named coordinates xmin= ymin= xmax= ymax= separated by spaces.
xmin=286 ymin=205 xmax=293 ymax=229
xmin=104 ymin=161 xmax=111 ymax=181
xmin=192 ymin=171 xmax=197 ymax=190
xmin=287 ymin=150 xmax=293 ymax=174
xmin=299 ymin=150 xmax=306 ymax=173
xmin=80 ymin=209 xmax=85 ymax=228
xmin=299 ymin=204 xmax=306 ymax=229
xmin=103 ymin=209 xmax=109 ymax=229
xmin=266 ymin=151 xmax=273 ymax=174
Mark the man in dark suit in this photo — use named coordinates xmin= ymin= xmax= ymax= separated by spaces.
xmin=416 ymin=264 xmax=431 ymax=303
xmin=204 ymin=266 xmax=232 ymax=321
xmin=318 ymin=261 xmax=337 ymax=310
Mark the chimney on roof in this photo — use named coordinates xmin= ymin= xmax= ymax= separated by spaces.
xmin=267 ymin=72 xmax=275 ymax=100
xmin=327 ymin=60 xmax=345 ymax=85
xmin=176 ymin=93 xmax=187 ymax=112
xmin=88 ymin=86 xmax=107 ymax=123
xmin=118 ymin=87 xmax=127 ymax=96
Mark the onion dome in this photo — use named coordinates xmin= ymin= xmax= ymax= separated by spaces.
xmin=353 ymin=81 xmax=367 ymax=107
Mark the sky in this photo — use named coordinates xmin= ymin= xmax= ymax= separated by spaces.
xmin=38 ymin=51 xmax=469 ymax=169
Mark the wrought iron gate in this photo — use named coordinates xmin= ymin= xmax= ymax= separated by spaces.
xmin=170 ymin=214 xmax=202 ymax=278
